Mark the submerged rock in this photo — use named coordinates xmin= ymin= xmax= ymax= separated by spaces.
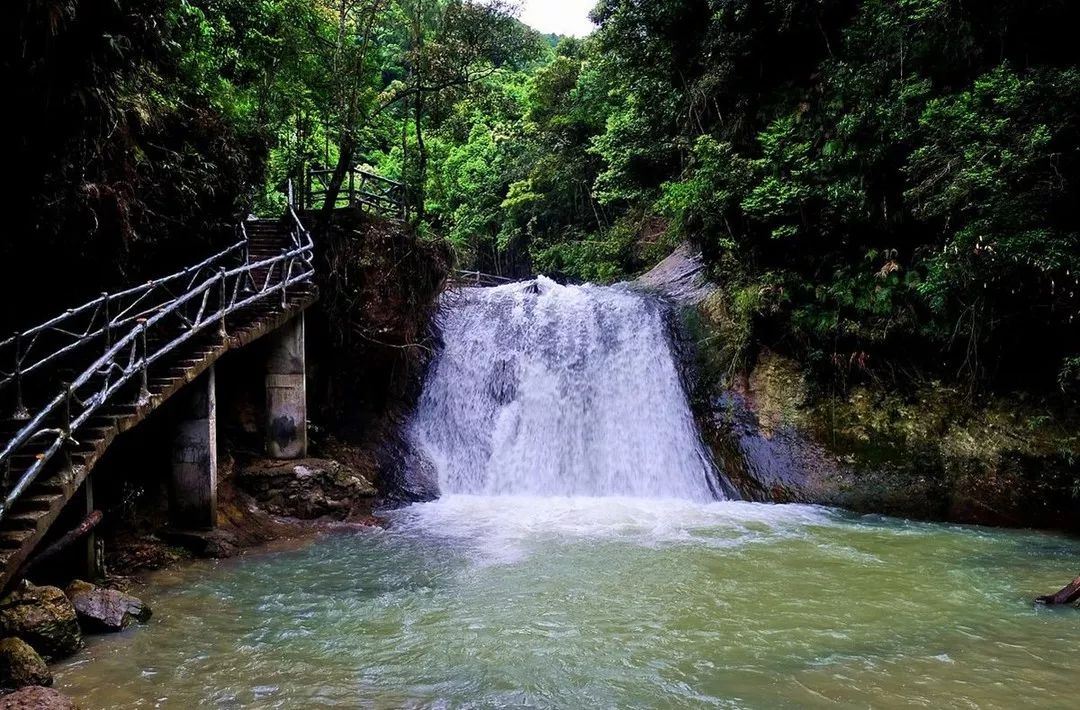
xmin=0 ymin=686 xmax=78 ymax=709
xmin=158 ymin=528 xmax=240 ymax=559
xmin=64 ymin=581 xmax=151 ymax=632
xmin=0 ymin=637 xmax=51 ymax=689
xmin=0 ymin=582 xmax=81 ymax=660
xmin=237 ymin=458 xmax=377 ymax=520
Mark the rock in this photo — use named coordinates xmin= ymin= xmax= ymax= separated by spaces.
xmin=158 ymin=528 xmax=240 ymax=559
xmin=237 ymin=458 xmax=377 ymax=520
xmin=0 ymin=582 xmax=82 ymax=660
xmin=637 ymin=244 xmax=717 ymax=306
xmin=376 ymin=430 xmax=440 ymax=507
xmin=64 ymin=581 xmax=151 ymax=632
xmin=0 ymin=637 xmax=51 ymax=689
xmin=0 ymin=686 xmax=78 ymax=709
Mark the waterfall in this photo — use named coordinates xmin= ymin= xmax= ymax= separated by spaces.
xmin=408 ymin=277 xmax=724 ymax=501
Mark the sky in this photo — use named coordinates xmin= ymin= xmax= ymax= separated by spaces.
xmin=518 ymin=0 xmax=596 ymax=37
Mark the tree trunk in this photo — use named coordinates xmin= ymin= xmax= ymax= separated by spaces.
xmin=18 ymin=510 xmax=103 ymax=577
xmin=413 ymin=91 xmax=426 ymax=220
xmin=319 ymin=135 xmax=356 ymax=225
xmin=1036 ymin=574 xmax=1080 ymax=605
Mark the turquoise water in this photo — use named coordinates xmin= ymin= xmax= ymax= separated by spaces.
xmin=56 ymin=496 xmax=1080 ymax=709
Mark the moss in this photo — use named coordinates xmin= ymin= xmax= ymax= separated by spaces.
xmin=0 ymin=636 xmax=52 ymax=689
xmin=807 ymin=379 xmax=1080 ymax=474
xmin=689 ymin=294 xmax=1080 ymax=528
xmin=0 ymin=584 xmax=82 ymax=661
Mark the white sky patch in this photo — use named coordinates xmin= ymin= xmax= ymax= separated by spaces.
xmin=518 ymin=0 xmax=596 ymax=37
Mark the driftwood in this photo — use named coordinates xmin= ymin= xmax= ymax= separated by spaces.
xmin=1036 ymin=574 xmax=1080 ymax=606
xmin=18 ymin=510 xmax=103 ymax=578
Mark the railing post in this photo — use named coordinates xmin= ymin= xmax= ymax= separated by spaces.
xmin=348 ymin=169 xmax=355 ymax=208
xmin=218 ymin=268 xmax=229 ymax=339
xmin=61 ymin=381 xmax=73 ymax=472
xmin=12 ymin=332 xmax=29 ymax=421
xmin=240 ymin=223 xmax=255 ymax=294
xmin=280 ymin=251 xmax=290 ymax=309
xmin=102 ymin=292 xmax=112 ymax=353
xmin=137 ymin=321 xmax=150 ymax=405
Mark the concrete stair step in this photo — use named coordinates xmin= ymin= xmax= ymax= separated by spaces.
xmin=0 ymin=531 xmax=31 ymax=550
xmin=84 ymin=414 xmax=124 ymax=430
xmin=7 ymin=453 xmax=49 ymax=469
xmin=28 ymin=480 xmax=65 ymax=497
xmin=4 ymin=512 xmax=42 ymax=531
xmin=16 ymin=495 xmax=58 ymax=513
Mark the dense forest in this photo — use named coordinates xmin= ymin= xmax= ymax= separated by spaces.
xmin=4 ymin=0 xmax=1079 ymax=398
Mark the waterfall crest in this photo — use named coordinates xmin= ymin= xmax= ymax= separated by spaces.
xmin=408 ymin=277 xmax=723 ymax=501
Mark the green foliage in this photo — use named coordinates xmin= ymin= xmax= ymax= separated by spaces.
xmin=7 ymin=0 xmax=1080 ymax=397
xmin=616 ymin=0 xmax=1080 ymax=391
xmin=656 ymin=137 xmax=754 ymax=252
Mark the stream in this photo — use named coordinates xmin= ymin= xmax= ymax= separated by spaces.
xmin=55 ymin=497 xmax=1080 ymax=708
xmin=55 ymin=279 xmax=1080 ymax=708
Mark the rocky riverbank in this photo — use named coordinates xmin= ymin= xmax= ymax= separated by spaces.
xmin=642 ymin=245 xmax=1080 ymax=529
xmin=0 ymin=451 xmax=384 ymax=706
xmin=105 ymin=453 xmax=384 ymax=574
xmin=0 ymin=578 xmax=153 ymax=706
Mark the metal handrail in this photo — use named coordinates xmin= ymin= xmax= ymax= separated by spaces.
xmin=0 ymin=182 xmax=315 ymax=520
xmin=0 ymin=243 xmax=246 ymax=395
xmin=304 ymin=166 xmax=407 ymax=218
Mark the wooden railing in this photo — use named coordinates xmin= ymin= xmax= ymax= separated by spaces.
xmin=0 ymin=183 xmax=315 ymax=521
xmin=303 ymin=167 xmax=407 ymax=219
xmin=453 ymin=270 xmax=517 ymax=287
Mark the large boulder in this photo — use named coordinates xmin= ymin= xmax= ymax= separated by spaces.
xmin=237 ymin=458 xmax=377 ymax=520
xmin=0 ymin=687 xmax=78 ymax=709
xmin=636 ymin=243 xmax=717 ymax=306
xmin=0 ymin=637 xmax=51 ymax=689
xmin=376 ymin=429 xmax=440 ymax=508
xmin=0 ymin=582 xmax=81 ymax=660
xmin=64 ymin=581 xmax=151 ymax=633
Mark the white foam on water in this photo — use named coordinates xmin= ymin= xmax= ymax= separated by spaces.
xmin=387 ymin=494 xmax=841 ymax=565
xmin=409 ymin=277 xmax=721 ymax=501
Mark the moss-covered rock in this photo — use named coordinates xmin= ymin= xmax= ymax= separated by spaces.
xmin=0 ymin=582 xmax=82 ymax=660
xmin=703 ymin=346 xmax=1080 ymax=527
xmin=643 ymin=244 xmax=1080 ymax=528
xmin=0 ymin=637 xmax=51 ymax=689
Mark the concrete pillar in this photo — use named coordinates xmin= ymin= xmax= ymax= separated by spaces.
xmin=266 ymin=313 xmax=308 ymax=459
xmin=170 ymin=367 xmax=217 ymax=529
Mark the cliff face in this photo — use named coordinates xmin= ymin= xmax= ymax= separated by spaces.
xmin=305 ymin=210 xmax=451 ymax=505
xmin=642 ymin=246 xmax=1080 ymax=529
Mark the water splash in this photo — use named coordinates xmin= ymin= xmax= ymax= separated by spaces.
xmin=408 ymin=277 xmax=722 ymax=500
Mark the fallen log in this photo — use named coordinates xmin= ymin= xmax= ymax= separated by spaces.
xmin=1035 ymin=574 xmax=1080 ymax=606
xmin=16 ymin=510 xmax=103 ymax=580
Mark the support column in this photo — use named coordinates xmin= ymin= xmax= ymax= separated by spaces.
xmin=170 ymin=367 xmax=217 ymax=529
xmin=76 ymin=475 xmax=103 ymax=580
xmin=266 ymin=313 xmax=308 ymax=459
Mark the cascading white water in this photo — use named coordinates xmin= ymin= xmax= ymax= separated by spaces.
xmin=408 ymin=276 xmax=722 ymax=501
